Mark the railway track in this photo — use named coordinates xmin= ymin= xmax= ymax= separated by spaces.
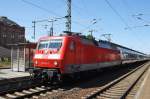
xmin=0 ymin=75 xmax=71 ymax=99
xmin=30 ymin=61 xmax=148 ymax=99
xmin=0 ymin=77 xmax=46 ymax=99
xmin=0 ymin=61 xmax=148 ymax=99
xmin=82 ymin=61 xmax=150 ymax=99
xmin=0 ymin=81 xmax=74 ymax=99
xmin=0 ymin=85 xmax=61 ymax=99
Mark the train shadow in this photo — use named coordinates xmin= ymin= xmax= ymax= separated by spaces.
xmin=61 ymin=61 xmax=147 ymax=90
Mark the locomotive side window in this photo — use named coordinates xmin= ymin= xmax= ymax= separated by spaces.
xmin=70 ymin=41 xmax=75 ymax=51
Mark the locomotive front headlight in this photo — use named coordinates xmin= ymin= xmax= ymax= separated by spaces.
xmin=45 ymin=49 xmax=49 ymax=54
xmin=54 ymin=61 xmax=58 ymax=66
xmin=35 ymin=60 xmax=38 ymax=65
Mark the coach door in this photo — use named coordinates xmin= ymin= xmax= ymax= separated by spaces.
xmin=69 ymin=40 xmax=80 ymax=72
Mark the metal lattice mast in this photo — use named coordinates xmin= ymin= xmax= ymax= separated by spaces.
xmin=66 ymin=0 xmax=71 ymax=32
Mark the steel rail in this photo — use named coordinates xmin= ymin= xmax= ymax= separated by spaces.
xmin=84 ymin=61 xmax=150 ymax=99
xmin=120 ymin=63 xmax=149 ymax=99
xmin=14 ymin=85 xmax=60 ymax=99
xmin=0 ymin=77 xmax=43 ymax=96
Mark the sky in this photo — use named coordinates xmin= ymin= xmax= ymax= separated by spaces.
xmin=0 ymin=0 xmax=150 ymax=54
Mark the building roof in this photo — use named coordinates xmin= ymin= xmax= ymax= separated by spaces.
xmin=8 ymin=43 xmax=37 ymax=48
xmin=0 ymin=16 xmax=20 ymax=27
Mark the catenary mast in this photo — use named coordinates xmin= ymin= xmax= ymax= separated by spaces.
xmin=66 ymin=0 xmax=71 ymax=32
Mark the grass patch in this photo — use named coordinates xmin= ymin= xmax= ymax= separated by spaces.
xmin=0 ymin=60 xmax=11 ymax=68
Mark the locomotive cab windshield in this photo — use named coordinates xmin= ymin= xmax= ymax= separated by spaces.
xmin=38 ymin=39 xmax=62 ymax=50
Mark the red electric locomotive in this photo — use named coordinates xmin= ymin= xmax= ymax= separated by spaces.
xmin=30 ymin=32 xmax=122 ymax=82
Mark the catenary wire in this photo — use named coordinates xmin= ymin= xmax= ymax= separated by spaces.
xmin=104 ymin=0 xmax=130 ymax=29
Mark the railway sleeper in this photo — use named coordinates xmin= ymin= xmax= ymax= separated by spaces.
xmin=14 ymin=92 xmax=25 ymax=96
xmin=128 ymin=92 xmax=136 ymax=96
xmin=98 ymin=94 xmax=121 ymax=99
xmin=29 ymin=88 xmax=39 ymax=92
xmin=111 ymin=86 xmax=128 ymax=89
xmin=110 ymin=88 xmax=127 ymax=91
xmin=112 ymin=83 xmax=129 ymax=87
xmin=127 ymin=94 xmax=135 ymax=98
xmin=32 ymin=95 xmax=39 ymax=99
xmin=6 ymin=94 xmax=17 ymax=98
xmin=22 ymin=90 xmax=33 ymax=94
xmin=113 ymin=83 xmax=128 ymax=85
xmin=110 ymin=87 xmax=127 ymax=91
xmin=40 ymin=93 xmax=46 ymax=96
xmin=128 ymin=93 xmax=135 ymax=97
xmin=130 ymin=90 xmax=138 ymax=94
xmin=46 ymin=91 xmax=52 ymax=95
xmin=103 ymin=92 xmax=123 ymax=96
xmin=111 ymin=85 xmax=128 ymax=89
xmin=106 ymin=90 xmax=125 ymax=94
xmin=96 ymin=95 xmax=112 ymax=99
xmin=35 ymin=87 xmax=45 ymax=91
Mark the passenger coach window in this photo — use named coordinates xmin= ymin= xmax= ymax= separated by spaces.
xmin=70 ymin=41 xmax=75 ymax=51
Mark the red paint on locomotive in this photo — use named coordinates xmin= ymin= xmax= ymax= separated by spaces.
xmin=33 ymin=35 xmax=121 ymax=75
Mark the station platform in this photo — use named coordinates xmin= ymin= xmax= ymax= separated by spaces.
xmin=0 ymin=69 xmax=30 ymax=80
xmin=135 ymin=63 xmax=150 ymax=99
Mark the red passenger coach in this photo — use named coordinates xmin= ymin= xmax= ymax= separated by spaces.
xmin=31 ymin=32 xmax=122 ymax=82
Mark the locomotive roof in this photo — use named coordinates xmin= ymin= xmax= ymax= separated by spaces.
xmin=66 ymin=32 xmax=146 ymax=55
